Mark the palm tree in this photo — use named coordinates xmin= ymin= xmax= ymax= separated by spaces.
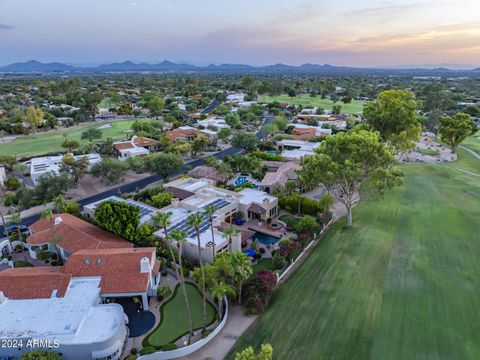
xmin=0 ymin=210 xmax=14 ymax=258
xmin=152 ymin=212 xmax=177 ymax=272
xmin=187 ymin=213 xmax=207 ymax=330
xmin=204 ymin=205 xmax=217 ymax=259
xmin=229 ymin=251 xmax=253 ymax=305
xmin=169 ymin=229 xmax=194 ymax=345
xmin=9 ymin=210 xmax=27 ymax=262
xmin=40 ymin=209 xmax=63 ymax=261
xmin=211 ymin=281 xmax=235 ymax=320
xmin=318 ymin=194 xmax=334 ymax=218
xmin=223 ymin=224 xmax=237 ymax=252
xmin=53 ymin=195 xmax=67 ymax=213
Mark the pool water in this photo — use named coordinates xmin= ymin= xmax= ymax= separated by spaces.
xmin=235 ymin=176 xmax=248 ymax=187
xmin=243 ymin=249 xmax=256 ymax=257
xmin=254 ymin=232 xmax=280 ymax=246
xmin=264 ymin=151 xmax=279 ymax=156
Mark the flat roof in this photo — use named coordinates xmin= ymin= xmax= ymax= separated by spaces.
xmin=0 ymin=277 xmax=124 ymax=344
xmin=156 ymin=197 xmax=233 ymax=246
xmin=238 ymin=188 xmax=276 ymax=206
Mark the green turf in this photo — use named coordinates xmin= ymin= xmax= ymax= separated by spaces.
xmin=144 ymin=283 xmax=217 ymax=348
xmin=0 ymin=119 xmax=158 ymax=157
xmin=461 ymin=131 xmax=480 ymax=154
xmin=228 ymin=156 xmax=480 ymax=359
xmin=416 ymin=148 xmax=439 ymax=156
xmin=13 ymin=260 xmax=33 ymax=267
xmin=259 ymin=94 xmax=365 ymax=114
xmin=445 ymin=147 xmax=480 ymax=175
xmin=252 ymin=258 xmax=277 ymax=275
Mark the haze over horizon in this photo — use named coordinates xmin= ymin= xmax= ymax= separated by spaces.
xmin=1 ymin=0 xmax=480 ymax=68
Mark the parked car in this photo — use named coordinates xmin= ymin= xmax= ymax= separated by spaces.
xmin=4 ymin=224 xmax=28 ymax=236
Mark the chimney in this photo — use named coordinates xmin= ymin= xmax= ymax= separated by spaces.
xmin=51 ymin=289 xmax=58 ymax=298
xmin=54 ymin=217 xmax=63 ymax=226
xmin=172 ymin=198 xmax=180 ymax=207
xmin=140 ymin=257 xmax=150 ymax=273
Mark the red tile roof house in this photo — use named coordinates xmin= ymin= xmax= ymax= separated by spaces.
xmin=113 ymin=135 xmax=158 ymax=161
xmin=165 ymin=128 xmax=203 ymax=143
xmin=26 ymin=213 xmax=133 ymax=262
xmin=0 ymin=247 xmax=160 ymax=311
xmin=63 ymin=247 xmax=161 ymax=310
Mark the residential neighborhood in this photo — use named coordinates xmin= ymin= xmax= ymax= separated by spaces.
xmin=1 ymin=1 xmax=480 ymax=359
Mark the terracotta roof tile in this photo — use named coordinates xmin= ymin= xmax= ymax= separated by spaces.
xmin=63 ymin=247 xmax=157 ymax=295
xmin=0 ymin=267 xmax=71 ymax=300
xmin=27 ymin=214 xmax=132 ymax=254
xmin=165 ymin=129 xmax=202 ymax=141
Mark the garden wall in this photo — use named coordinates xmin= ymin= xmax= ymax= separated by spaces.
xmin=277 ymin=216 xmax=334 ymax=285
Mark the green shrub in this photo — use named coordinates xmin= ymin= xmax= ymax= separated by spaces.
xmin=5 ymin=177 xmax=21 ymax=191
xmin=36 ymin=250 xmax=48 ymax=261
xmin=157 ymin=286 xmax=172 ymax=301
xmin=124 ymin=355 xmax=137 ymax=360
xmin=130 ymin=348 xmax=137 ymax=355
xmin=278 ymin=195 xmax=323 ymax=216
xmin=140 ymin=346 xmax=156 ymax=355
xmin=160 ymin=343 xmax=177 ymax=351
xmin=3 ymin=193 xmax=19 ymax=206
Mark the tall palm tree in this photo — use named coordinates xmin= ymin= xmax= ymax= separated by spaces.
xmin=204 ymin=205 xmax=217 ymax=259
xmin=229 ymin=251 xmax=253 ymax=305
xmin=0 ymin=210 xmax=14 ymax=258
xmin=211 ymin=281 xmax=235 ymax=320
xmin=53 ymin=195 xmax=67 ymax=213
xmin=151 ymin=212 xmax=176 ymax=271
xmin=223 ymin=224 xmax=237 ymax=252
xmin=187 ymin=213 xmax=207 ymax=330
xmin=40 ymin=209 xmax=62 ymax=261
xmin=169 ymin=229 xmax=194 ymax=345
xmin=9 ymin=210 xmax=27 ymax=262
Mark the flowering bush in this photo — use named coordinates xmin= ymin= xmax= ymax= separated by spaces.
xmin=243 ymin=270 xmax=277 ymax=314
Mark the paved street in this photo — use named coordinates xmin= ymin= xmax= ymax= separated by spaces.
xmin=0 ymin=112 xmax=273 ymax=233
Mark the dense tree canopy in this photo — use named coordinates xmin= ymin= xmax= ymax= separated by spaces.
xmin=94 ymin=200 xmax=140 ymax=242
xmin=300 ymin=130 xmax=403 ymax=227
xmin=364 ymin=90 xmax=421 ymax=154
xmin=439 ymin=112 xmax=477 ymax=153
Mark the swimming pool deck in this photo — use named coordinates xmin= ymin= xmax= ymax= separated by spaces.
xmin=244 ymin=219 xmax=285 ymax=238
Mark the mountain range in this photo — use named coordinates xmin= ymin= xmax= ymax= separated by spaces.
xmin=1 ymin=59 xmax=480 ymax=75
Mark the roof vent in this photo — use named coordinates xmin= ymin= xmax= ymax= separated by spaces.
xmin=96 ymin=258 xmax=102 ymax=265
xmin=84 ymin=259 xmax=90 ymax=265
xmin=54 ymin=217 xmax=63 ymax=225
xmin=140 ymin=257 xmax=150 ymax=273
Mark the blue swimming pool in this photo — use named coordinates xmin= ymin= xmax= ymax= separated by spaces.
xmin=254 ymin=232 xmax=280 ymax=246
xmin=243 ymin=249 xmax=256 ymax=257
xmin=235 ymin=176 xmax=248 ymax=187
xmin=264 ymin=151 xmax=279 ymax=156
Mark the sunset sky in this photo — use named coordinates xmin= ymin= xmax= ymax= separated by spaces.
xmin=1 ymin=0 xmax=480 ymax=67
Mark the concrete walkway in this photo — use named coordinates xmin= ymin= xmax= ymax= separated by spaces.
xmin=181 ymin=305 xmax=258 ymax=360
xmin=460 ymin=145 xmax=480 ymax=160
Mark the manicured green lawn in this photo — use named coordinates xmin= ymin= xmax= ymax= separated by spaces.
xmin=416 ymin=148 xmax=439 ymax=156
xmin=252 ymin=258 xmax=277 ymax=275
xmin=446 ymin=147 xmax=480 ymax=174
xmin=259 ymin=94 xmax=365 ymax=114
xmin=229 ymin=158 xmax=480 ymax=359
xmin=144 ymin=283 xmax=217 ymax=348
xmin=462 ymin=131 xmax=480 ymax=154
xmin=0 ymin=119 xmax=158 ymax=157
